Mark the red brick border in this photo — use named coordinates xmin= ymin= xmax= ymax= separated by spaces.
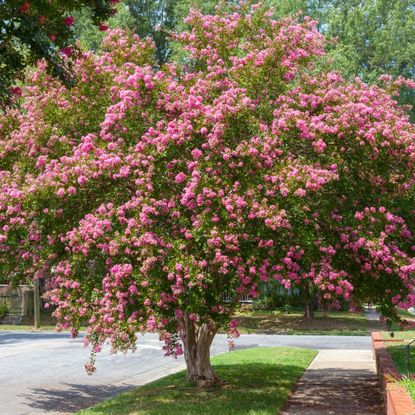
xmin=372 ymin=332 xmax=415 ymax=415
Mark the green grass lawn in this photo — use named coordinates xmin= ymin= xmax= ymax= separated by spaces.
xmin=0 ymin=311 xmax=56 ymax=331
xmin=0 ymin=311 xmax=87 ymax=331
xmin=0 ymin=324 xmax=47 ymax=331
xmin=398 ymin=309 xmax=415 ymax=320
xmin=0 ymin=324 xmax=88 ymax=331
xmin=378 ymin=311 xmax=415 ymax=401
xmin=387 ymin=343 xmax=415 ymax=401
xmin=1 ymin=308 xmax=380 ymax=335
xmin=234 ymin=309 xmax=380 ymax=335
xmin=400 ymin=377 xmax=415 ymax=401
xmin=387 ymin=343 xmax=412 ymax=375
xmin=384 ymin=331 xmax=415 ymax=401
xmin=76 ymin=347 xmax=317 ymax=415
xmin=382 ymin=331 xmax=415 ymax=340
xmin=379 ymin=308 xmax=415 ymax=335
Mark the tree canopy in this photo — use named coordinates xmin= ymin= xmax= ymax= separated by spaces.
xmin=73 ymin=0 xmax=233 ymax=63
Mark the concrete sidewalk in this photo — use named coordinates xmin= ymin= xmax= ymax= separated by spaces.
xmin=281 ymin=350 xmax=383 ymax=415
xmin=281 ymin=349 xmax=382 ymax=414
xmin=282 ymin=309 xmax=383 ymax=414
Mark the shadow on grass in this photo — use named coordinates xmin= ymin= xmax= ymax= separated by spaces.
xmin=76 ymin=358 xmax=312 ymax=415
xmin=236 ymin=312 xmax=384 ymax=335
xmin=387 ymin=343 xmax=412 ymax=375
xmin=387 ymin=343 xmax=415 ymax=402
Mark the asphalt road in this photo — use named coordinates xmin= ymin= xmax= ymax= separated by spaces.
xmin=0 ymin=331 xmax=372 ymax=415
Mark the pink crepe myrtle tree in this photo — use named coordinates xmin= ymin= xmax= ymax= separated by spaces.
xmin=1 ymin=3 xmax=415 ymax=385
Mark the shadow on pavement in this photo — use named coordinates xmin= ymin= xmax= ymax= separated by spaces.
xmin=21 ymin=382 xmax=135 ymax=413
xmin=282 ymin=367 xmax=383 ymax=415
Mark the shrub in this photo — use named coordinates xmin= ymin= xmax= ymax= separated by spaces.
xmin=0 ymin=303 xmax=9 ymax=320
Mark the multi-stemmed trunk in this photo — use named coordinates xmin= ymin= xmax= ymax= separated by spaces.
xmin=304 ymin=299 xmax=314 ymax=319
xmin=180 ymin=313 xmax=220 ymax=386
xmin=303 ymin=285 xmax=316 ymax=319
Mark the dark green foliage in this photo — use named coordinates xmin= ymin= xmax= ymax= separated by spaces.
xmin=254 ymin=281 xmax=304 ymax=310
xmin=124 ymin=0 xmax=177 ymax=64
xmin=6 ymin=0 xmax=413 ymax=115
xmin=74 ymin=1 xmax=238 ymax=63
xmin=0 ymin=0 xmax=115 ymax=102
xmin=0 ymin=302 xmax=8 ymax=320
xmin=73 ymin=3 xmax=135 ymax=51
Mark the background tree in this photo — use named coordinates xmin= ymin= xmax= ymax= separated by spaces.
xmin=0 ymin=0 xmax=118 ymax=102
xmin=73 ymin=1 xmax=239 ymax=63
xmin=124 ymin=0 xmax=177 ymax=64
xmin=0 ymin=4 xmax=414 ymax=386
xmin=73 ymin=2 xmax=135 ymax=51
xmin=326 ymin=0 xmax=415 ymax=119
xmin=270 ymin=0 xmax=415 ymax=119
xmin=73 ymin=0 xmax=177 ymax=64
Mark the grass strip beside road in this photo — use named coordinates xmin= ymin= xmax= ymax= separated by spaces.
xmin=401 ymin=377 xmax=415 ymax=402
xmin=385 ymin=332 xmax=415 ymax=402
xmin=235 ymin=310 xmax=377 ymax=335
xmin=0 ymin=311 xmax=83 ymax=331
xmin=1 ymin=309 xmax=379 ymax=335
xmin=383 ymin=330 xmax=415 ymax=341
xmin=77 ymin=347 xmax=317 ymax=415
xmin=387 ymin=343 xmax=412 ymax=375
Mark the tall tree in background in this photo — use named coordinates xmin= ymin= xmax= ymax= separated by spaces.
xmin=322 ymin=0 xmax=415 ymax=82
xmin=325 ymin=0 xmax=415 ymax=118
xmin=0 ymin=0 xmax=117 ymax=102
xmin=271 ymin=0 xmax=415 ymax=118
xmin=74 ymin=0 xmax=177 ymax=64
xmin=124 ymin=0 xmax=176 ymax=64
xmin=73 ymin=2 xmax=136 ymax=51
xmin=73 ymin=1 xmax=237 ymax=64
xmin=144 ymin=0 xmax=415 ymax=116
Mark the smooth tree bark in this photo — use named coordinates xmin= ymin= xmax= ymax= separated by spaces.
xmin=303 ymin=285 xmax=316 ymax=319
xmin=304 ymin=300 xmax=314 ymax=319
xmin=180 ymin=313 xmax=220 ymax=386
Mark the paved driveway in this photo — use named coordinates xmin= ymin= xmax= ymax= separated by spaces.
xmin=0 ymin=331 xmax=372 ymax=415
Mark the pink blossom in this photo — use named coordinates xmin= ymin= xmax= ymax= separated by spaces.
xmin=56 ymin=188 xmax=65 ymax=197
xmin=175 ymin=172 xmax=186 ymax=183
xmin=63 ymin=16 xmax=75 ymax=27
xmin=191 ymin=149 xmax=203 ymax=159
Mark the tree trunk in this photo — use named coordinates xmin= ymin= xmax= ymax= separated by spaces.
xmin=181 ymin=314 xmax=220 ymax=387
xmin=304 ymin=300 xmax=314 ymax=319
xmin=303 ymin=284 xmax=316 ymax=319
